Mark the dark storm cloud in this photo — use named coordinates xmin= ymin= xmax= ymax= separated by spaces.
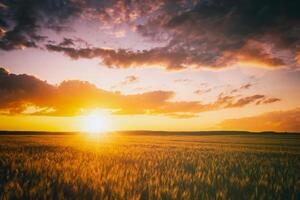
xmin=2 ymin=0 xmax=300 ymax=69
xmin=137 ymin=0 xmax=300 ymax=69
xmin=0 ymin=68 xmax=280 ymax=117
xmin=46 ymin=44 xmax=189 ymax=70
xmin=0 ymin=0 xmax=82 ymax=50
xmin=0 ymin=0 xmax=165 ymax=51
xmin=45 ymin=0 xmax=300 ymax=70
xmin=59 ymin=38 xmax=75 ymax=46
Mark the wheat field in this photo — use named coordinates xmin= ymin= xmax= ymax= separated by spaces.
xmin=0 ymin=132 xmax=299 ymax=200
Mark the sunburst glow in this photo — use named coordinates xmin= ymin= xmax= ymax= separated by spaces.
xmin=82 ymin=111 xmax=110 ymax=135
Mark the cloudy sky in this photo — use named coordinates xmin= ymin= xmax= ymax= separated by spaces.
xmin=0 ymin=0 xmax=300 ymax=132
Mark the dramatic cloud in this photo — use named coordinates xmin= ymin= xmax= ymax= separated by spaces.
xmin=137 ymin=0 xmax=300 ymax=69
xmin=0 ymin=68 xmax=280 ymax=118
xmin=0 ymin=0 xmax=162 ymax=51
xmin=45 ymin=0 xmax=300 ymax=70
xmin=219 ymin=108 xmax=300 ymax=132
xmin=46 ymin=44 xmax=190 ymax=70
xmin=2 ymin=0 xmax=300 ymax=70
xmin=0 ymin=67 xmax=55 ymax=114
xmin=0 ymin=0 xmax=82 ymax=50
xmin=45 ymin=38 xmax=288 ymax=70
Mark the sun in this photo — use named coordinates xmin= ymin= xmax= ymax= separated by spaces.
xmin=82 ymin=111 xmax=109 ymax=135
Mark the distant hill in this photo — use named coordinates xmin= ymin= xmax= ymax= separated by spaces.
xmin=0 ymin=131 xmax=78 ymax=135
xmin=117 ymin=130 xmax=299 ymax=136
xmin=0 ymin=130 xmax=298 ymax=136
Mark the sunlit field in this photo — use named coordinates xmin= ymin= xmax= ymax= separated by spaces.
xmin=0 ymin=131 xmax=299 ymax=199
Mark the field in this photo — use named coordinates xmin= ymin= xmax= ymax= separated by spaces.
xmin=0 ymin=131 xmax=299 ymax=199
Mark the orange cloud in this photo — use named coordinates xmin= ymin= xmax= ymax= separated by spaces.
xmin=223 ymin=40 xmax=286 ymax=68
xmin=0 ymin=68 xmax=280 ymax=118
xmin=296 ymin=52 xmax=300 ymax=65
xmin=121 ymin=75 xmax=138 ymax=85
xmin=219 ymin=108 xmax=300 ymax=132
xmin=0 ymin=27 xmax=6 ymax=37
xmin=256 ymin=98 xmax=281 ymax=105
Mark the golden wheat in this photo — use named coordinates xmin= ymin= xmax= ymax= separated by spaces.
xmin=0 ymin=133 xmax=299 ymax=199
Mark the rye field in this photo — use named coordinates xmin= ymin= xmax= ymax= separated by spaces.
xmin=0 ymin=131 xmax=299 ymax=200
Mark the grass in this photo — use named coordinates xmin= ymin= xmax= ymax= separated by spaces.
xmin=0 ymin=131 xmax=299 ymax=199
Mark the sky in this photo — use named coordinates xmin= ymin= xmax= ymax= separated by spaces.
xmin=0 ymin=0 xmax=300 ymax=132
